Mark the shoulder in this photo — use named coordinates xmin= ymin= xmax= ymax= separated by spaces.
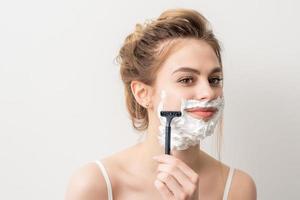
xmin=65 ymin=162 xmax=109 ymax=200
xmin=229 ymin=168 xmax=257 ymax=200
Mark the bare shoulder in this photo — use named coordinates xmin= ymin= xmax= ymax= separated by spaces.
xmin=65 ymin=162 xmax=108 ymax=200
xmin=229 ymin=168 xmax=257 ymax=200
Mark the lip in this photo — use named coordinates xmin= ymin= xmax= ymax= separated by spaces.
xmin=185 ymin=107 xmax=217 ymax=119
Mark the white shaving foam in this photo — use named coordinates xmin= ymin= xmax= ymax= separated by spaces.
xmin=157 ymin=90 xmax=225 ymax=150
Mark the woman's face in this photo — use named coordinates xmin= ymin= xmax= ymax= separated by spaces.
xmin=150 ymin=38 xmax=223 ymax=120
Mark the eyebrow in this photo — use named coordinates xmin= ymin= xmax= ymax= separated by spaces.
xmin=172 ymin=66 xmax=222 ymax=75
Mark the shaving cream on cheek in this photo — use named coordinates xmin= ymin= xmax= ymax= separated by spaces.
xmin=157 ymin=90 xmax=225 ymax=150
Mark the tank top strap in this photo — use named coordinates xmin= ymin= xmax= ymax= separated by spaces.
xmin=94 ymin=160 xmax=113 ymax=200
xmin=222 ymin=167 xmax=235 ymax=200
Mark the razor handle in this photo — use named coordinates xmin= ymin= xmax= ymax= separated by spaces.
xmin=165 ymin=125 xmax=171 ymax=155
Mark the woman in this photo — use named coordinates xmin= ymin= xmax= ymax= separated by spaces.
xmin=65 ymin=8 xmax=257 ymax=200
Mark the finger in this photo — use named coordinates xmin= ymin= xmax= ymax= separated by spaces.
xmin=154 ymin=179 xmax=174 ymax=200
xmin=157 ymin=172 xmax=186 ymax=200
xmin=158 ymin=163 xmax=196 ymax=194
xmin=153 ymin=155 xmax=199 ymax=184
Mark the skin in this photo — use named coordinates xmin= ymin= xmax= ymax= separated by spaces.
xmin=65 ymin=38 xmax=257 ymax=200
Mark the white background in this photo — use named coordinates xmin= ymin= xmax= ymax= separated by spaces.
xmin=0 ymin=0 xmax=299 ymax=199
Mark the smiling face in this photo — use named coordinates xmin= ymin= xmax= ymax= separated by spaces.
xmin=149 ymin=38 xmax=224 ymax=124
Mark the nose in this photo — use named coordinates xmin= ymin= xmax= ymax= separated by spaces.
xmin=194 ymin=79 xmax=216 ymax=101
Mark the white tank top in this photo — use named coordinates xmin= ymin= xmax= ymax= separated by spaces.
xmin=94 ymin=160 xmax=235 ymax=200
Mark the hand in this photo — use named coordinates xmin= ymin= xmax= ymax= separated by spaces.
xmin=153 ymin=154 xmax=199 ymax=200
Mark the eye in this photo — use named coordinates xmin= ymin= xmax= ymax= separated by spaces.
xmin=209 ymin=77 xmax=223 ymax=86
xmin=177 ymin=76 xmax=194 ymax=85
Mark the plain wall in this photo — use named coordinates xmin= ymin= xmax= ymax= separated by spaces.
xmin=0 ymin=0 xmax=299 ymax=199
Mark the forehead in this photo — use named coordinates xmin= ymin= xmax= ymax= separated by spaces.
xmin=159 ymin=39 xmax=221 ymax=74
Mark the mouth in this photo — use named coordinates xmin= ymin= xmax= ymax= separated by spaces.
xmin=185 ymin=107 xmax=217 ymax=119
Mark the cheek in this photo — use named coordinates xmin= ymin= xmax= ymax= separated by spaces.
xmin=216 ymin=88 xmax=223 ymax=97
xmin=152 ymin=89 xmax=186 ymax=111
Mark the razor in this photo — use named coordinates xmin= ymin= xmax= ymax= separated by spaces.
xmin=160 ymin=111 xmax=182 ymax=155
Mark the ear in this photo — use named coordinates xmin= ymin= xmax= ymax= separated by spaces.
xmin=130 ymin=80 xmax=153 ymax=109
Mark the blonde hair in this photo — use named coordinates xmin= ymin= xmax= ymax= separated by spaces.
xmin=116 ymin=8 xmax=224 ymax=162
